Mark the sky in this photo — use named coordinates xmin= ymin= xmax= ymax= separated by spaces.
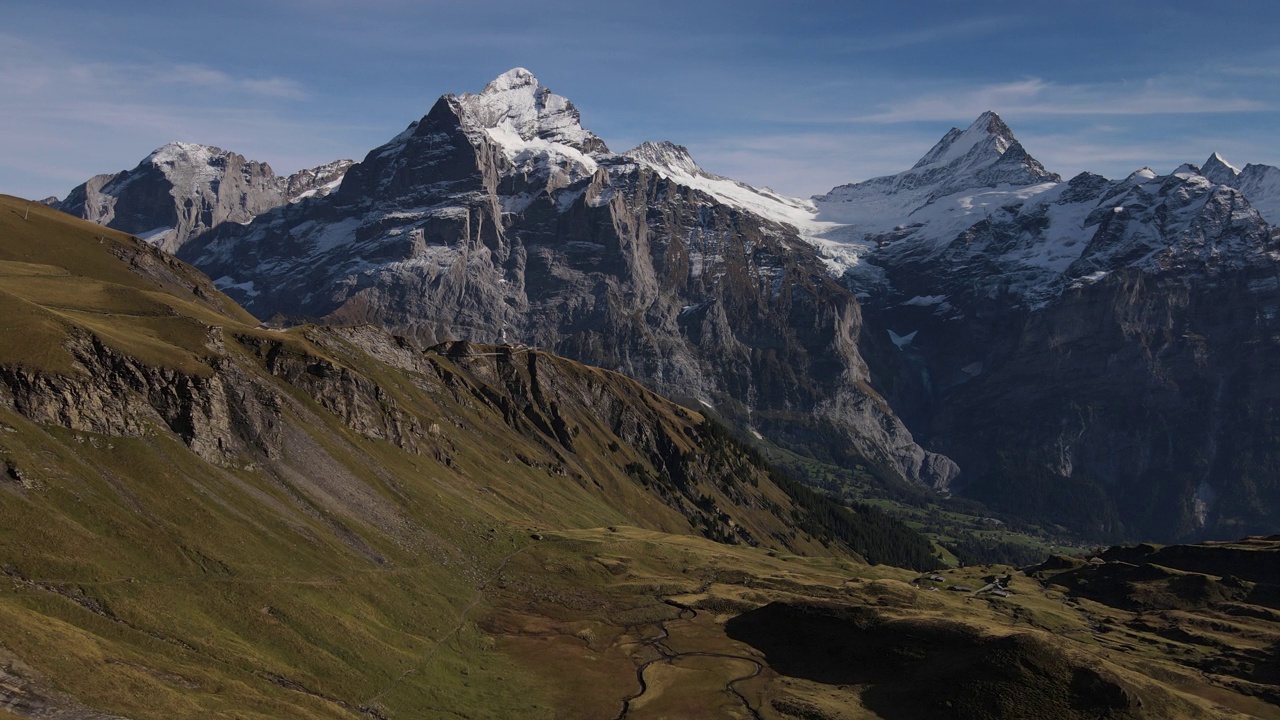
xmin=3 ymin=1 xmax=1279 ymax=201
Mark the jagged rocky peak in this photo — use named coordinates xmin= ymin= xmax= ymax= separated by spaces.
xmin=456 ymin=67 xmax=609 ymax=155
xmin=903 ymin=110 xmax=1059 ymax=189
xmin=1169 ymin=163 xmax=1213 ymax=187
xmin=333 ymin=68 xmax=610 ymax=203
xmin=813 ymin=110 xmax=1060 ymax=227
xmin=1192 ymin=152 xmax=1280 ymax=225
xmin=911 ymin=111 xmax=1015 ymax=170
xmin=1201 ymin=152 xmax=1241 ymax=184
xmin=623 ymin=141 xmax=706 ymax=177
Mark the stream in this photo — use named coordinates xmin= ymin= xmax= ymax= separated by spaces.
xmin=613 ymin=600 xmax=764 ymax=720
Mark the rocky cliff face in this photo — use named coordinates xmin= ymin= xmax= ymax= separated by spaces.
xmin=816 ymin=116 xmax=1280 ymax=541
xmin=53 ymin=143 xmax=353 ymax=253
xmin=178 ymin=69 xmax=956 ymax=488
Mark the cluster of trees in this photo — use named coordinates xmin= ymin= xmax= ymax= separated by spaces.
xmin=698 ymin=419 xmax=942 ymax=571
xmin=943 ymin=534 xmax=1047 ymax=568
xmin=966 ymin=458 xmax=1124 ymax=541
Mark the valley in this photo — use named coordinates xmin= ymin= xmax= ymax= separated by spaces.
xmin=0 ymin=194 xmax=1277 ymax=717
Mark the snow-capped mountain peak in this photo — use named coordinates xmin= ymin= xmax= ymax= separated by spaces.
xmin=812 ymin=111 xmax=1059 ymax=231
xmin=1201 ymin=152 xmax=1241 ymax=184
xmin=145 ymin=141 xmax=225 ymax=169
xmin=1172 ymin=162 xmax=1203 ymax=179
xmin=911 ymin=110 xmax=1014 ymax=171
xmin=457 ymin=68 xmax=608 ymax=156
xmin=480 ymin=66 xmax=538 ymax=93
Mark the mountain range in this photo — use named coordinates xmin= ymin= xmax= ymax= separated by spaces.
xmin=48 ymin=68 xmax=1280 ymax=544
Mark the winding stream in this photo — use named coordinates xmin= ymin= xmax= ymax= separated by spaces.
xmin=613 ymin=600 xmax=764 ymax=720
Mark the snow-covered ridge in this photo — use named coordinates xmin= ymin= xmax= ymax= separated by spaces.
xmin=286 ymin=158 xmax=355 ymax=202
xmin=624 ymin=141 xmax=705 ymax=177
xmin=142 ymin=142 xmax=237 ymax=192
xmin=623 ymin=140 xmax=825 ymax=228
xmin=145 ymin=141 xmax=224 ymax=169
xmin=619 ymin=139 xmax=876 ymax=276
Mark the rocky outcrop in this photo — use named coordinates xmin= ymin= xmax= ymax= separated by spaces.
xmin=0 ymin=329 xmax=282 ymax=466
xmin=178 ymin=69 xmax=955 ymax=488
xmin=54 ymin=143 xmax=353 ymax=253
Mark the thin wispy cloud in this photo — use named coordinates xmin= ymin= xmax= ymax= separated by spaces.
xmin=838 ymin=17 xmax=1016 ymax=53
xmin=9 ymin=61 xmax=308 ymax=103
xmin=1218 ymin=65 xmax=1280 ymax=79
xmin=148 ymin=64 xmax=308 ymax=100
xmin=0 ymin=32 xmax=349 ymax=195
xmin=853 ymin=78 xmax=1268 ymax=123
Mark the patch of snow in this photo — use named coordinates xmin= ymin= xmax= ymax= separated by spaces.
xmin=213 ymin=276 xmax=260 ymax=297
xmin=146 ymin=142 xmax=223 ymax=189
xmin=137 ymin=226 xmax=175 ymax=246
xmin=500 ymin=192 xmax=536 ymax=214
xmin=888 ymin=329 xmax=918 ymax=349
xmin=304 ymin=217 xmax=361 ymax=255
xmin=291 ymin=176 xmax=344 ymax=202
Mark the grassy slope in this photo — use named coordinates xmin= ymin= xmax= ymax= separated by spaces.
xmin=0 ymin=196 xmax=831 ymax=718
xmin=0 ymin=196 xmax=1274 ymax=719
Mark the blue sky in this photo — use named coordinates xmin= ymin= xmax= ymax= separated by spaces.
xmin=3 ymin=1 xmax=1278 ymax=200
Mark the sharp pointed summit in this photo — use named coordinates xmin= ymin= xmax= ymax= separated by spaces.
xmin=901 ymin=110 xmax=1057 ymax=189
xmin=1201 ymin=151 xmax=1242 ymax=185
xmin=813 ymin=111 xmax=1059 ymax=226
xmin=911 ymin=111 xmax=1017 ymax=170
